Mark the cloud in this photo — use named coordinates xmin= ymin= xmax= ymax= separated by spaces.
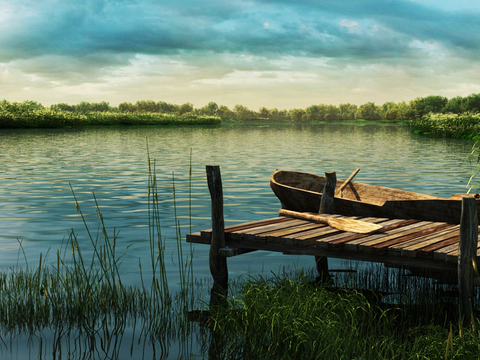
xmin=1 ymin=0 xmax=480 ymax=108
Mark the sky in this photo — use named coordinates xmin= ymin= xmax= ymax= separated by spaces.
xmin=1 ymin=0 xmax=480 ymax=111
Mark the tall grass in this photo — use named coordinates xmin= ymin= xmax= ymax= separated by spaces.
xmin=201 ymin=265 xmax=480 ymax=359
xmin=410 ymin=113 xmax=480 ymax=139
xmin=0 ymin=156 xmax=195 ymax=358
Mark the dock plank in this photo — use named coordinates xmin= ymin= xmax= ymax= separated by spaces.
xmin=187 ymin=213 xmax=480 ymax=276
xmin=327 ymin=219 xmax=419 ymax=250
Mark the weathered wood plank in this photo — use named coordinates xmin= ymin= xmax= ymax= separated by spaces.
xmin=264 ymin=223 xmax=325 ymax=243
xmin=229 ymin=218 xmax=305 ymax=240
xmin=206 ymin=165 xmax=228 ymax=309
xmin=327 ymin=219 xmax=419 ymax=250
xmin=343 ymin=220 xmax=427 ymax=252
xmin=458 ymin=197 xmax=478 ymax=327
xmin=316 ymin=171 xmax=336 ymax=282
xmin=433 ymin=242 xmax=460 ymax=261
xmin=401 ymin=225 xmax=460 ymax=254
xmin=384 ymin=223 xmax=452 ymax=256
xmin=201 ymin=216 xmax=292 ymax=237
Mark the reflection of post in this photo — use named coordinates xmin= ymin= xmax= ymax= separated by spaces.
xmin=206 ymin=165 xmax=228 ymax=309
xmin=316 ymin=171 xmax=336 ymax=282
xmin=458 ymin=197 xmax=478 ymax=328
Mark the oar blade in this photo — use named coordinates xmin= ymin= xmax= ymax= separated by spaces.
xmin=327 ymin=218 xmax=383 ymax=234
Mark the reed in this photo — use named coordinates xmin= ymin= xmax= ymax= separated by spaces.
xmin=410 ymin=113 xmax=480 ymax=139
xmin=0 ymin=156 xmax=195 ymax=358
xmin=0 ymin=100 xmax=220 ymax=128
xmin=202 ymin=265 xmax=480 ymax=359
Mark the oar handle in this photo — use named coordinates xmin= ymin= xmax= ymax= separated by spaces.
xmin=335 ymin=168 xmax=360 ymax=196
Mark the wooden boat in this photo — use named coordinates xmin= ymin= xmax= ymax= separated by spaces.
xmin=270 ymin=169 xmax=480 ymax=224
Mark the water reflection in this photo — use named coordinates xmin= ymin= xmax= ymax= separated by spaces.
xmin=0 ymin=124 xmax=477 ymax=358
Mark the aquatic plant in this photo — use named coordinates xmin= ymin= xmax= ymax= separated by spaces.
xmin=410 ymin=113 xmax=480 ymax=139
xmin=0 ymin=100 xmax=220 ymax=128
xmin=0 ymin=155 xmax=195 ymax=358
xmin=201 ymin=265 xmax=480 ymax=359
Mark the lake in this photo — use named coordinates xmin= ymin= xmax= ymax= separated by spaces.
xmin=0 ymin=122 xmax=476 ymax=358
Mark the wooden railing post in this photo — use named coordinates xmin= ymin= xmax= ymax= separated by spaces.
xmin=458 ymin=196 xmax=478 ymax=328
xmin=315 ymin=171 xmax=336 ymax=283
xmin=206 ymin=165 xmax=228 ymax=309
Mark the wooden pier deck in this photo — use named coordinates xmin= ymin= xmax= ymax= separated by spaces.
xmin=196 ymin=165 xmax=479 ymax=323
xmin=187 ymin=213 xmax=480 ymax=273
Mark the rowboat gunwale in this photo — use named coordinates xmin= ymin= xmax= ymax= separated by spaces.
xmin=270 ymin=169 xmax=478 ymax=224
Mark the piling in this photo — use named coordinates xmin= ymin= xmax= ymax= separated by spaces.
xmin=206 ymin=165 xmax=228 ymax=309
xmin=315 ymin=171 xmax=337 ymax=282
xmin=458 ymin=196 xmax=478 ymax=328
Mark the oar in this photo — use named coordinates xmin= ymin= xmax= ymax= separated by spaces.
xmin=335 ymin=168 xmax=360 ymax=197
xmin=278 ymin=209 xmax=383 ymax=234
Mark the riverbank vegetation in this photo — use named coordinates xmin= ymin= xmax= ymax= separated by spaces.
xmin=3 ymin=93 xmax=480 ymax=137
xmin=204 ymin=270 xmax=480 ymax=359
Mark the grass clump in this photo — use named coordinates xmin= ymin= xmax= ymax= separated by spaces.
xmin=203 ymin=272 xmax=480 ymax=359
xmin=409 ymin=113 xmax=480 ymax=139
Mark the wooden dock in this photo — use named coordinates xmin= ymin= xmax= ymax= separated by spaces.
xmin=187 ymin=213 xmax=477 ymax=273
xmin=194 ymin=165 xmax=480 ymax=324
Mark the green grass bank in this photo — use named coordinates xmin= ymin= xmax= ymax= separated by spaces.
xmin=410 ymin=113 xmax=480 ymax=140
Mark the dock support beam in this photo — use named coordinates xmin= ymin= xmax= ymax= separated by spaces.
xmin=458 ymin=197 xmax=478 ymax=328
xmin=315 ymin=171 xmax=337 ymax=282
xmin=206 ymin=165 xmax=228 ymax=309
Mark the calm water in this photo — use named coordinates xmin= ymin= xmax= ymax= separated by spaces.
xmin=0 ymin=123 xmax=477 ymax=358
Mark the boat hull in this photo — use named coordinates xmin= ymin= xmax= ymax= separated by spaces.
xmin=270 ymin=169 xmax=478 ymax=224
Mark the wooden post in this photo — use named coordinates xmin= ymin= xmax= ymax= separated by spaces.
xmin=206 ymin=165 xmax=228 ymax=309
xmin=458 ymin=197 xmax=478 ymax=328
xmin=315 ymin=171 xmax=336 ymax=283
xmin=319 ymin=171 xmax=337 ymax=214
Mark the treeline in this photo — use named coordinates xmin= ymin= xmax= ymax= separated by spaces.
xmin=51 ymin=94 xmax=480 ymax=122
xmin=2 ymin=93 xmax=480 ymax=127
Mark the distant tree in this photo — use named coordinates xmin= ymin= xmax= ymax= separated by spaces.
xmin=158 ymin=101 xmax=179 ymax=114
xmin=355 ymin=102 xmax=381 ymax=120
xmin=409 ymin=96 xmax=448 ymax=118
xmin=75 ymin=101 xmax=93 ymax=114
xmin=135 ymin=100 xmax=159 ymax=113
xmin=461 ymin=93 xmax=480 ymax=113
xmin=305 ymin=105 xmax=323 ymax=121
xmin=258 ymin=107 xmax=270 ymax=119
xmin=90 ymin=101 xmax=110 ymax=112
xmin=338 ymin=103 xmax=357 ymax=120
xmin=288 ymin=108 xmax=306 ymax=122
xmin=179 ymin=102 xmax=194 ymax=115
xmin=267 ymin=108 xmax=282 ymax=121
xmin=51 ymin=103 xmax=75 ymax=112
xmin=233 ymin=104 xmax=255 ymax=120
xmin=324 ymin=105 xmax=340 ymax=120
xmin=217 ymin=105 xmax=235 ymax=119
xmin=119 ymin=102 xmax=136 ymax=113
xmin=443 ymin=96 xmax=463 ymax=114
xmin=198 ymin=102 xmax=219 ymax=116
